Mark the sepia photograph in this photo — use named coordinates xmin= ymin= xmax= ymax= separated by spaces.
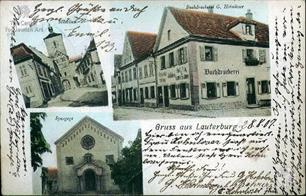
xmin=10 ymin=21 xmax=108 ymax=108
xmin=111 ymin=4 xmax=271 ymax=119
xmin=30 ymin=112 xmax=142 ymax=194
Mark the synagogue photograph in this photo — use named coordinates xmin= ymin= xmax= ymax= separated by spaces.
xmin=31 ymin=112 xmax=142 ymax=195
xmin=10 ymin=23 xmax=108 ymax=108
xmin=111 ymin=6 xmax=271 ymax=119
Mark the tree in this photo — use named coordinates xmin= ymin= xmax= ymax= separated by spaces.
xmin=30 ymin=112 xmax=51 ymax=171
xmin=111 ymin=130 xmax=142 ymax=194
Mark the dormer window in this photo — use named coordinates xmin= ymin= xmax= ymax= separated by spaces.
xmin=245 ymin=24 xmax=253 ymax=35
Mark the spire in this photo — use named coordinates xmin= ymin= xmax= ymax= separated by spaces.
xmin=48 ymin=24 xmax=53 ymax=33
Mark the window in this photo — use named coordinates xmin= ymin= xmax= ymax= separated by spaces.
xmin=91 ymin=73 xmax=95 ymax=81
xmin=179 ymin=83 xmax=189 ymax=99
xmin=121 ymin=72 xmax=124 ymax=83
xmin=246 ymin=49 xmax=255 ymax=58
xmin=243 ymin=49 xmax=259 ymax=66
xmin=207 ymin=82 xmax=217 ymax=98
xmin=259 ymin=49 xmax=266 ymax=63
xmin=133 ymin=88 xmax=137 ymax=100
xmin=53 ymin=41 xmax=57 ymax=48
xmin=133 ymin=67 xmax=137 ymax=79
xmin=125 ymin=71 xmax=128 ymax=82
xmin=64 ymin=72 xmax=67 ymax=76
xmin=167 ymin=29 xmax=171 ymax=40
xmin=178 ymin=47 xmax=187 ymax=64
xmin=160 ymin=56 xmax=166 ymax=69
xmin=139 ymin=67 xmax=143 ymax=79
xmin=258 ymin=80 xmax=270 ymax=94
xmin=170 ymin=84 xmax=176 ymax=98
xmin=88 ymin=75 xmax=91 ymax=82
xmin=227 ymin=82 xmax=236 ymax=96
xmin=144 ymin=65 xmax=148 ymax=78
xmin=205 ymin=46 xmax=213 ymax=61
xmin=20 ymin=65 xmax=27 ymax=76
xmin=129 ymin=69 xmax=132 ymax=81
xmin=28 ymin=86 xmax=32 ymax=94
xmin=149 ymin=63 xmax=154 ymax=76
xmin=105 ymin=155 xmax=115 ymax=165
xmin=145 ymin=87 xmax=149 ymax=99
xmin=169 ymin=52 xmax=175 ymax=67
xmin=245 ymin=24 xmax=253 ymax=35
xmin=65 ymin=157 xmax=74 ymax=165
xmin=150 ymin=86 xmax=155 ymax=98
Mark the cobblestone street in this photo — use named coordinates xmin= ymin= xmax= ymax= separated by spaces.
xmin=113 ymin=106 xmax=271 ymax=120
xmin=47 ymin=87 xmax=108 ymax=107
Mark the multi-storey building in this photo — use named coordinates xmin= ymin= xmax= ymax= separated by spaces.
xmin=113 ymin=31 xmax=157 ymax=107
xmin=76 ymin=39 xmax=106 ymax=89
xmin=113 ymin=7 xmax=270 ymax=110
xmin=11 ymin=24 xmax=107 ymax=107
xmin=10 ymin=43 xmax=63 ymax=107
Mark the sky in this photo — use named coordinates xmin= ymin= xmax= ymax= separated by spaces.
xmin=10 ymin=1 xmax=268 ymax=75
xmin=40 ymin=111 xmax=140 ymax=167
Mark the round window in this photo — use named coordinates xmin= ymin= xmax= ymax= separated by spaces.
xmin=81 ymin=135 xmax=95 ymax=150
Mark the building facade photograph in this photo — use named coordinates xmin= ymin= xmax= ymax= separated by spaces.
xmin=32 ymin=114 xmax=143 ymax=195
xmin=112 ymin=7 xmax=271 ymax=119
xmin=11 ymin=24 xmax=108 ymax=108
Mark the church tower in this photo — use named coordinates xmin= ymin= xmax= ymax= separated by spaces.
xmin=44 ymin=24 xmax=67 ymax=58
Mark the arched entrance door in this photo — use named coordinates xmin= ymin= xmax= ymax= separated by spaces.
xmin=84 ymin=169 xmax=96 ymax=191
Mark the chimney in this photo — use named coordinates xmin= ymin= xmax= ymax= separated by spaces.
xmin=246 ymin=9 xmax=253 ymax=20
xmin=208 ymin=7 xmax=213 ymax=13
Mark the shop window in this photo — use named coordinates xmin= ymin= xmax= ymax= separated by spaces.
xmin=160 ymin=56 xmax=166 ymax=70
xmin=227 ymin=81 xmax=236 ymax=96
xmin=133 ymin=88 xmax=137 ymax=100
xmin=170 ymin=84 xmax=176 ymax=98
xmin=207 ymin=82 xmax=217 ymax=98
xmin=258 ymin=80 xmax=270 ymax=94
xmin=65 ymin=157 xmax=74 ymax=165
xmin=179 ymin=83 xmax=189 ymax=99
xmin=150 ymin=86 xmax=155 ymax=98
xmin=145 ymin=87 xmax=149 ymax=99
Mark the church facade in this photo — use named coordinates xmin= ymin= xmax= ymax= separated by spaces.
xmin=54 ymin=116 xmax=123 ymax=193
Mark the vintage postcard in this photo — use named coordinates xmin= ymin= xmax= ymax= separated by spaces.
xmin=0 ymin=0 xmax=305 ymax=195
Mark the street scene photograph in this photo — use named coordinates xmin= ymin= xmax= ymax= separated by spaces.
xmin=10 ymin=20 xmax=108 ymax=108
xmin=110 ymin=2 xmax=271 ymax=120
xmin=31 ymin=112 xmax=142 ymax=195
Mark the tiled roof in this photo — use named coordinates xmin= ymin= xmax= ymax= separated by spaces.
xmin=10 ymin=43 xmax=34 ymax=63
xmin=44 ymin=32 xmax=62 ymax=40
xmin=169 ymin=7 xmax=269 ymax=44
xmin=47 ymin=167 xmax=58 ymax=178
xmin=127 ymin=31 xmax=157 ymax=59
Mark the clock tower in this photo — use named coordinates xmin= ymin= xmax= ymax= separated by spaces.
xmin=44 ymin=24 xmax=67 ymax=57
